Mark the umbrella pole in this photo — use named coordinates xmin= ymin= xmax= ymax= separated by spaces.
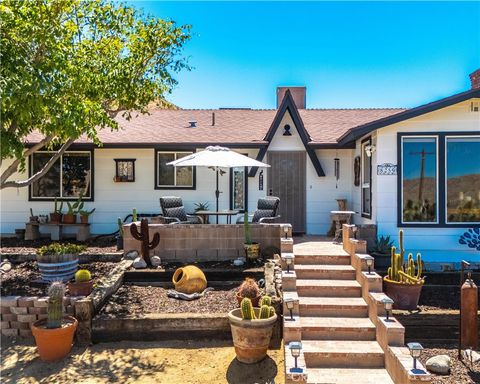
xmin=215 ymin=168 xmax=219 ymax=224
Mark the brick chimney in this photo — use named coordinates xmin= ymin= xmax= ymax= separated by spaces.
xmin=277 ymin=86 xmax=306 ymax=109
xmin=469 ymin=69 xmax=480 ymax=89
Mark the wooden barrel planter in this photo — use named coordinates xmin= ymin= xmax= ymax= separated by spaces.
xmin=37 ymin=253 xmax=79 ymax=282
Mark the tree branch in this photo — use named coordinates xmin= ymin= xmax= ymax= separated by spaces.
xmin=1 ymin=137 xmax=73 ymax=189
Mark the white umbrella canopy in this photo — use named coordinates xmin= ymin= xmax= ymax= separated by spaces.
xmin=167 ymin=146 xmax=270 ymax=222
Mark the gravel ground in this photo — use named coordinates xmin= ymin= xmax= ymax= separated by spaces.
xmin=0 ymin=236 xmax=118 ymax=255
xmin=420 ymin=345 xmax=479 ymax=384
xmin=98 ymin=285 xmax=238 ymax=317
xmin=0 ymin=262 xmax=118 ymax=296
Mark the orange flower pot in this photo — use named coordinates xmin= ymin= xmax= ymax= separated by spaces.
xmin=31 ymin=316 xmax=77 ymax=362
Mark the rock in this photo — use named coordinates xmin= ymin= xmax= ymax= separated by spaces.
xmin=132 ymin=257 xmax=147 ymax=269
xmin=0 ymin=260 xmax=12 ymax=273
xmin=124 ymin=250 xmax=139 ymax=260
xmin=463 ymin=349 xmax=480 ymax=364
xmin=426 ymin=355 xmax=451 ymax=375
xmin=150 ymin=256 xmax=161 ymax=268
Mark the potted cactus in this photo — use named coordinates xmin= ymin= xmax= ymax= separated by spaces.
xmin=228 ymin=296 xmax=277 ymax=364
xmin=236 ymin=277 xmax=262 ymax=307
xmin=31 ymin=282 xmax=78 ymax=362
xmin=383 ymin=229 xmax=425 ymax=310
xmin=37 ymin=243 xmax=85 ymax=282
xmin=243 ymin=212 xmax=260 ymax=261
xmin=50 ymin=198 xmax=63 ymax=223
xmin=68 ymin=269 xmax=93 ymax=296
xmin=62 ymin=195 xmax=84 ymax=224
xmin=79 ymin=208 xmax=95 ymax=224
xmin=369 ymin=235 xmax=394 ymax=270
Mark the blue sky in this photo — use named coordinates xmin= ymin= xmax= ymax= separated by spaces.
xmin=129 ymin=1 xmax=480 ymax=109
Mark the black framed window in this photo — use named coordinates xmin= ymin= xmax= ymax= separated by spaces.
xmin=30 ymin=151 xmax=93 ymax=200
xmin=154 ymin=150 xmax=195 ymax=189
xmin=114 ymin=159 xmax=135 ymax=182
xmin=230 ymin=166 xmax=248 ymax=212
xmin=361 ymin=137 xmax=372 ymax=218
xmin=398 ymin=132 xmax=480 ymax=227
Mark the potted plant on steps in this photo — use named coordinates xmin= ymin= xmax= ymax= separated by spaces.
xmin=50 ymin=198 xmax=63 ymax=223
xmin=228 ymin=296 xmax=277 ymax=364
xmin=68 ymin=269 xmax=93 ymax=296
xmin=79 ymin=208 xmax=95 ymax=224
xmin=31 ymin=282 xmax=78 ymax=362
xmin=236 ymin=277 xmax=262 ymax=307
xmin=383 ymin=229 xmax=425 ymax=310
xmin=243 ymin=212 xmax=260 ymax=262
xmin=369 ymin=235 xmax=394 ymax=271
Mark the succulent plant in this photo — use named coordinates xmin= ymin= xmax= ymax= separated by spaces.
xmin=260 ymin=295 xmax=272 ymax=307
xmin=38 ymin=243 xmax=86 ymax=257
xmin=47 ymin=282 xmax=65 ymax=329
xmin=369 ymin=235 xmax=394 ymax=255
xmin=238 ymin=278 xmax=260 ymax=299
xmin=132 ymin=208 xmax=138 ymax=222
xmin=243 ymin=212 xmax=252 ymax=244
xmin=259 ymin=304 xmax=271 ymax=319
xmin=240 ymin=297 xmax=256 ymax=320
xmin=117 ymin=217 xmax=124 ymax=237
xmin=75 ymin=269 xmax=91 ymax=283
xmin=386 ymin=230 xmax=423 ymax=285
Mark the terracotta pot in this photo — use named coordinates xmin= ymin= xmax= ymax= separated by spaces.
xmin=383 ymin=278 xmax=423 ymax=310
xmin=49 ymin=212 xmax=62 ymax=223
xmin=31 ymin=316 xmax=78 ymax=362
xmin=62 ymin=214 xmax=76 ymax=224
xmin=236 ymin=293 xmax=261 ymax=307
xmin=172 ymin=265 xmax=207 ymax=294
xmin=244 ymin=243 xmax=260 ymax=260
xmin=80 ymin=215 xmax=89 ymax=224
xmin=228 ymin=308 xmax=277 ymax=364
xmin=68 ymin=280 xmax=93 ymax=296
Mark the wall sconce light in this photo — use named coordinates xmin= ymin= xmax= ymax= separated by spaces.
xmin=288 ymin=341 xmax=303 ymax=373
xmin=364 ymin=255 xmax=374 ymax=275
xmin=283 ymin=124 xmax=292 ymax=136
xmin=382 ymin=297 xmax=394 ymax=321
xmin=407 ymin=342 xmax=424 ymax=371
xmin=284 ymin=254 xmax=294 ymax=273
xmin=284 ymin=297 xmax=296 ymax=321
xmin=365 ymin=145 xmax=376 ymax=157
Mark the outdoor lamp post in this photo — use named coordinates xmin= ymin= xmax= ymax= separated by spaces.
xmin=285 ymin=297 xmax=295 ymax=321
xmin=407 ymin=342 xmax=424 ymax=370
xmin=382 ymin=297 xmax=394 ymax=321
xmin=364 ymin=255 xmax=374 ymax=275
xmin=284 ymin=254 xmax=294 ymax=274
xmin=289 ymin=341 xmax=303 ymax=373
xmin=283 ymin=225 xmax=289 ymax=239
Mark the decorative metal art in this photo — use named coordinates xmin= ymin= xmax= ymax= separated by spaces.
xmin=334 ymin=158 xmax=340 ymax=189
xmin=354 ymin=156 xmax=361 ymax=186
xmin=259 ymin=170 xmax=264 ymax=191
xmin=459 ymin=228 xmax=480 ymax=251
xmin=377 ymin=163 xmax=397 ymax=175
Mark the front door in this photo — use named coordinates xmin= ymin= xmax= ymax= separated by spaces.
xmin=267 ymin=151 xmax=306 ymax=233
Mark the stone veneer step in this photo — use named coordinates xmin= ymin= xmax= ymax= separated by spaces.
xmin=296 ymin=279 xmax=362 ymax=297
xmin=294 ymin=264 xmax=356 ymax=280
xmin=302 ymin=340 xmax=385 ymax=368
xmin=298 ymin=296 xmax=369 ymax=317
xmin=306 ymin=368 xmax=395 ymax=384
xmin=299 ymin=317 xmax=376 ymax=340
xmin=294 ymin=254 xmax=351 ymax=265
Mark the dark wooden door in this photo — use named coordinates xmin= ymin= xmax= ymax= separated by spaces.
xmin=267 ymin=151 xmax=306 ymax=233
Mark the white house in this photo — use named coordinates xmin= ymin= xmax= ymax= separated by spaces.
xmin=1 ymin=70 xmax=479 ymax=262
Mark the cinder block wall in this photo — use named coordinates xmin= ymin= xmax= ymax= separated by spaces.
xmin=123 ymin=223 xmax=285 ymax=262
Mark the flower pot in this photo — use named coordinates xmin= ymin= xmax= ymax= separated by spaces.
xmin=68 ymin=280 xmax=93 ymax=296
xmin=50 ymin=212 xmax=62 ymax=223
xmin=371 ymin=252 xmax=391 ymax=271
xmin=244 ymin=243 xmax=260 ymax=260
xmin=236 ymin=293 xmax=261 ymax=307
xmin=116 ymin=235 xmax=123 ymax=250
xmin=80 ymin=215 xmax=89 ymax=224
xmin=228 ymin=308 xmax=277 ymax=364
xmin=62 ymin=214 xmax=76 ymax=224
xmin=36 ymin=253 xmax=79 ymax=282
xmin=31 ymin=316 xmax=78 ymax=362
xmin=172 ymin=265 xmax=207 ymax=294
xmin=383 ymin=278 xmax=423 ymax=310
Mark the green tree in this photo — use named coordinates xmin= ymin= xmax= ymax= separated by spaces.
xmin=0 ymin=0 xmax=190 ymax=188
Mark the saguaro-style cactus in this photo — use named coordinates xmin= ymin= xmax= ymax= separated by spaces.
xmin=130 ymin=218 xmax=160 ymax=266
xmin=47 ymin=282 xmax=65 ymax=329
xmin=386 ymin=229 xmax=423 ymax=284
xmin=241 ymin=297 xmax=256 ymax=320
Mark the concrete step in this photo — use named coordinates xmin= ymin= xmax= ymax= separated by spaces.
xmin=294 ymin=264 xmax=356 ymax=280
xmin=296 ymin=279 xmax=361 ymax=297
xmin=299 ymin=297 xmax=368 ymax=317
xmin=302 ymin=340 xmax=385 ymax=368
xmin=307 ymin=368 xmax=394 ymax=384
xmin=294 ymin=253 xmax=351 ymax=266
xmin=300 ymin=317 xmax=376 ymax=340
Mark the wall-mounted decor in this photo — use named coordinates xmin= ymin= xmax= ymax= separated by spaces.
xmin=259 ymin=170 xmax=264 ymax=191
xmin=377 ymin=163 xmax=397 ymax=176
xmin=114 ymin=159 xmax=136 ymax=182
xmin=354 ymin=156 xmax=361 ymax=186
xmin=334 ymin=158 xmax=340 ymax=188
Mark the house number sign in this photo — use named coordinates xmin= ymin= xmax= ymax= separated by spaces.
xmin=377 ymin=163 xmax=397 ymax=175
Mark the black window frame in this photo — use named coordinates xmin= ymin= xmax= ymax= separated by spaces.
xmin=114 ymin=158 xmax=136 ymax=182
xmin=397 ymin=131 xmax=480 ymax=228
xmin=361 ymin=136 xmax=372 ymax=219
xmin=28 ymin=149 xmax=94 ymax=201
xmin=154 ymin=149 xmax=196 ymax=190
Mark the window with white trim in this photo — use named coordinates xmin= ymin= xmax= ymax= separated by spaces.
xmin=30 ymin=151 xmax=92 ymax=199
xmin=156 ymin=151 xmax=194 ymax=188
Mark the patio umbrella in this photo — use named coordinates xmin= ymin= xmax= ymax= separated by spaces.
xmin=167 ymin=146 xmax=270 ymax=223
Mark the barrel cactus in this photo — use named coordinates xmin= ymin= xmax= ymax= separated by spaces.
xmin=47 ymin=282 xmax=65 ymax=329
xmin=238 ymin=278 xmax=260 ymax=299
xmin=74 ymin=269 xmax=91 ymax=283
xmin=240 ymin=297 xmax=256 ymax=320
xmin=386 ymin=229 xmax=423 ymax=285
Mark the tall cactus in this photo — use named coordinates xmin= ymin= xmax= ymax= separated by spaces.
xmin=130 ymin=218 xmax=160 ymax=267
xmin=259 ymin=304 xmax=271 ymax=319
xmin=240 ymin=297 xmax=256 ymax=320
xmin=132 ymin=208 xmax=138 ymax=222
xmin=260 ymin=295 xmax=272 ymax=307
xmin=243 ymin=212 xmax=252 ymax=244
xmin=47 ymin=282 xmax=65 ymax=329
xmin=386 ymin=230 xmax=423 ymax=285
